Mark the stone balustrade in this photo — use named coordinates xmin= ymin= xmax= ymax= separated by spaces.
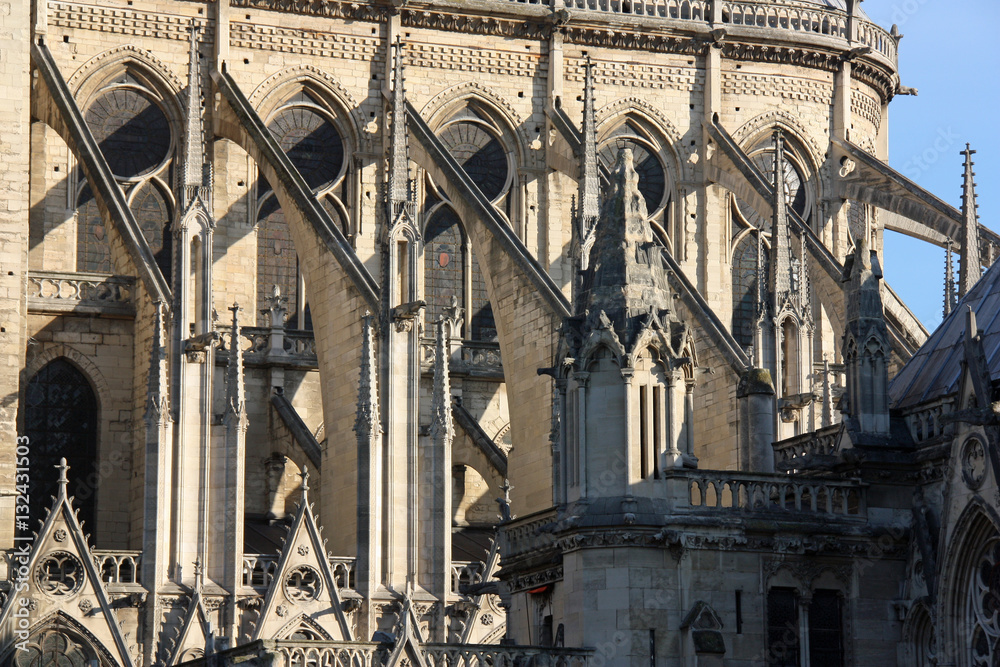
xmin=420 ymin=338 xmax=503 ymax=379
xmin=901 ymin=396 xmax=954 ymax=444
xmin=27 ymin=271 xmax=134 ymax=316
xmin=242 ymin=554 xmax=355 ymax=590
xmin=772 ymin=423 xmax=841 ymax=466
xmin=451 ymin=560 xmax=485 ymax=594
xmin=666 ymin=470 xmax=866 ymax=519
xmin=216 ymin=326 xmax=319 ymax=368
xmin=92 ymin=550 xmax=142 ymax=586
xmin=422 ymin=643 xmax=592 ymax=667
xmin=498 ymin=508 xmax=561 ymax=560
xmin=498 ymin=0 xmax=896 ymax=66
xmin=189 ymin=639 xmax=590 ymax=667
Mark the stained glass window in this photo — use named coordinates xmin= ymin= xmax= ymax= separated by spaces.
xmin=257 ymin=203 xmax=301 ymax=328
xmin=267 ymin=106 xmax=345 ymax=191
xmin=13 ymin=629 xmax=96 ymax=667
xmin=767 ymin=588 xmax=800 ymax=667
xmin=76 ymin=186 xmax=111 ymax=273
xmin=970 ymin=537 xmax=1000 ymax=665
xmin=732 ymin=233 xmax=767 ymax=349
xmin=85 ymin=88 xmax=171 ymax=179
xmin=809 ymin=590 xmax=844 ymax=666
xmin=130 ymin=182 xmax=172 ymax=282
xmin=438 ymin=121 xmax=509 ymax=202
xmin=471 ymin=249 xmax=496 ymax=342
xmin=24 ymin=359 xmax=98 ymax=537
xmin=424 ymin=207 xmax=463 ymax=330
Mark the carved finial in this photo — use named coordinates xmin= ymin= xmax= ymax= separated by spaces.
xmin=355 ymin=312 xmax=382 ymax=442
xmin=193 ymin=559 xmax=204 ymax=589
xmin=264 ymin=284 xmax=288 ymax=328
xmin=944 ymin=238 xmax=956 ymax=317
xmin=769 ymin=130 xmax=793 ymax=300
xmin=56 ymin=457 xmax=70 ymax=496
xmin=225 ymin=302 xmax=247 ymax=424
xmin=300 ymin=465 xmax=310 ymax=497
xmin=959 ymin=144 xmax=982 ymax=298
xmin=430 ymin=318 xmax=454 ymax=447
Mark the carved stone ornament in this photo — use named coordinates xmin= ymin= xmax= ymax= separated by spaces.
xmin=963 ymin=437 xmax=988 ymax=490
xmin=54 ymin=528 xmax=67 ymax=543
xmin=283 ymin=565 xmax=322 ymax=603
xmin=276 ymin=603 xmax=288 ymax=618
xmin=78 ymin=598 xmax=93 ymax=613
xmin=298 ymin=544 xmax=310 ymax=556
xmin=35 ymin=551 xmax=85 ymax=598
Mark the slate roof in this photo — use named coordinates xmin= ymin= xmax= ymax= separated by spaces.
xmin=889 ymin=257 xmax=1000 ymax=409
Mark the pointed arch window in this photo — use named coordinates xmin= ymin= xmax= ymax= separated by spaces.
xmin=76 ymin=77 xmax=174 ymax=280
xmin=256 ymin=94 xmax=350 ymax=330
xmin=731 ymin=233 xmax=769 ymax=349
xmin=24 ymin=359 xmax=98 ymax=537
xmin=423 ymin=205 xmax=495 ymax=341
xmin=12 ymin=628 xmax=98 ymax=667
xmin=424 ymin=104 xmax=517 ymax=342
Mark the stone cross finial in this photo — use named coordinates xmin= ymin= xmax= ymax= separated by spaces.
xmin=56 ymin=457 xmax=70 ymax=496
xmin=193 ymin=558 xmax=204 ymax=589
xmin=300 ymin=465 xmax=310 ymax=498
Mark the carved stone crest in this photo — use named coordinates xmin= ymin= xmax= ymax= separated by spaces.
xmin=963 ymin=437 xmax=988 ymax=490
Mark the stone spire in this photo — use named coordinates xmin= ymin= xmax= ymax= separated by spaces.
xmin=577 ymin=57 xmax=599 ymax=271
xmin=387 ymin=39 xmax=412 ymax=220
xmin=959 ymin=144 xmax=982 ymax=297
xmin=768 ymin=130 xmax=793 ymax=301
xmin=944 ymin=238 xmax=956 ymax=317
xmin=144 ymin=301 xmax=169 ymax=425
xmin=182 ymin=22 xmax=209 ymax=202
xmin=354 ymin=312 xmax=381 ymax=442
xmin=429 ymin=319 xmax=454 ymax=447
xmin=841 ymin=234 xmax=891 ymax=435
xmin=581 ymin=148 xmax=672 ymax=341
xmin=224 ymin=303 xmax=246 ymax=423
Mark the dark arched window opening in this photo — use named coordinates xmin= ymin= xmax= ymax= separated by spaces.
xmin=130 ymin=181 xmax=172 ymax=282
xmin=424 ymin=206 xmax=464 ymax=328
xmin=424 ymin=206 xmax=496 ymax=342
xmin=76 ymin=186 xmax=111 ymax=274
xmin=24 ymin=359 xmax=98 ymax=536
xmin=732 ymin=233 xmax=768 ymax=349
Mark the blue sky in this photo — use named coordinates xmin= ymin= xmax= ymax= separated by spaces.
xmin=862 ymin=0 xmax=1000 ymax=332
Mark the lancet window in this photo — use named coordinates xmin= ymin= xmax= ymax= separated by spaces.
xmin=24 ymin=359 xmax=99 ymax=537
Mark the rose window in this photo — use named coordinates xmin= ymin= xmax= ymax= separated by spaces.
xmin=85 ymin=88 xmax=171 ymax=179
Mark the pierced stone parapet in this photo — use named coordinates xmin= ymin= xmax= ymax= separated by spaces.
xmin=27 ymin=271 xmax=135 ymax=316
xmin=216 ymin=326 xmax=318 ymax=368
xmin=900 ymin=396 xmax=955 ymax=445
xmin=678 ymin=470 xmax=866 ymax=519
xmin=242 ymin=553 xmax=355 ymax=590
xmin=420 ymin=338 xmax=503 ymax=379
xmin=92 ymin=550 xmax=142 ymax=587
xmin=772 ymin=422 xmax=841 ymax=466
